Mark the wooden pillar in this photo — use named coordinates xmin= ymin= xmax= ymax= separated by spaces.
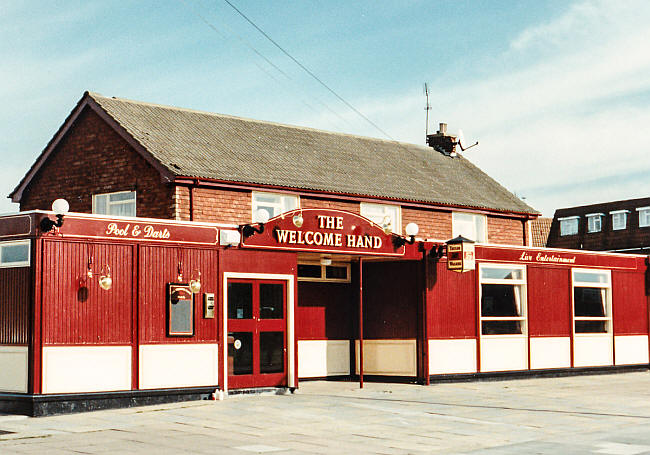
xmin=359 ymin=258 xmax=364 ymax=389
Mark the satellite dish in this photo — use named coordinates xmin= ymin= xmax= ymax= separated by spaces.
xmin=456 ymin=128 xmax=478 ymax=152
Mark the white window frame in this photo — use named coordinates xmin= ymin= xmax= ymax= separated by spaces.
xmin=360 ymin=203 xmax=401 ymax=234
xmin=610 ymin=210 xmax=629 ymax=231
xmin=586 ymin=213 xmax=603 ymax=233
xmin=478 ymin=263 xmax=527 ymax=336
xmin=92 ymin=191 xmax=136 ymax=217
xmin=297 ymin=262 xmax=351 ymax=283
xmin=0 ymin=240 xmax=30 ymax=268
xmin=636 ymin=207 xmax=650 ymax=228
xmin=571 ymin=268 xmax=612 ymax=335
xmin=558 ymin=216 xmax=579 ymax=236
xmin=452 ymin=212 xmax=487 ymax=243
xmin=251 ymin=191 xmax=299 ymax=223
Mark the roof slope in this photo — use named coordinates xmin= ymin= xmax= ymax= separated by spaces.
xmin=530 ymin=217 xmax=552 ymax=247
xmin=14 ymin=92 xmax=539 ymax=215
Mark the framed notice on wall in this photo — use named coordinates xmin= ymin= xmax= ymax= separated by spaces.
xmin=167 ymin=283 xmax=195 ymax=336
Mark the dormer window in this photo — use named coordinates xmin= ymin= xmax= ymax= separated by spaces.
xmin=637 ymin=207 xmax=650 ymax=228
xmin=586 ymin=213 xmax=603 ymax=233
xmin=559 ymin=216 xmax=579 ymax=236
xmin=610 ymin=210 xmax=629 ymax=231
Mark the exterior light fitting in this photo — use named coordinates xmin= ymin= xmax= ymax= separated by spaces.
xmin=189 ymin=270 xmax=202 ymax=294
xmin=320 ymin=255 xmax=332 ymax=266
xmin=381 ymin=216 xmax=392 ymax=235
xmin=392 ymin=222 xmax=419 ymax=248
xmin=240 ymin=209 xmax=270 ymax=238
xmin=292 ymin=210 xmax=304 ymax=228
xmin=40 ymin=198 xmax=69 ymax=232
xmin=98 ymin=265 xmax=112 ymax=290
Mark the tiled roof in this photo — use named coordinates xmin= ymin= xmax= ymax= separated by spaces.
xmin=530 ymin=217 xmax=552 ymax=247
xmin=15 ymin=92 xmax=540 ymax=215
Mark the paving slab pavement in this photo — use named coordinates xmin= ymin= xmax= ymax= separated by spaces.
xmin=2 ymin=372 xmax=650 ymax=454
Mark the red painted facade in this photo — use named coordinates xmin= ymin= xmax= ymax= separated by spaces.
xmin=0 ymin=210 xmax=648 ymax=416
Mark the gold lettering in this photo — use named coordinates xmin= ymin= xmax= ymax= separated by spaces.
xmin=323 ymin=232 xmax=334 ymax=246
xmin=296 ymin=230 xmax=304 ymax=244
xmin=335 ymin=217 xmax=344 ymax=230
xmin=335 ymin=233 xmax=342 ymax=247
xmin=325 ymin=216 xmax=335 ymax=229
xmin=289 ymin=231 xmax=297 ymax=244
xmin=276 ymin=229 xmax=290 ymax=243
xmin=373 ymin=237 xmax=381 ymax=248
xmin=313 ymin=232 xmax=323 ymax=245
xmin=364 ymin=236 xmax=373 ymax=248
xmin=305 ymin=231 xmax=313 ymax=245
xmin=347 ymin=235 xmax=356 ymax=247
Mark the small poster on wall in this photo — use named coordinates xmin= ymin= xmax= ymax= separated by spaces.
xmin=167 ymin=283 xmax=195 ymax=336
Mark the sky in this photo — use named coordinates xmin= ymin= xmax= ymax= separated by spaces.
xmin=2 ymin=0 xmax=649 ymax=217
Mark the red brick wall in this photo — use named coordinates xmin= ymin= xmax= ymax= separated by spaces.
xmin=403 ymin=207 xmax=451 ymax=239
xmin=301 ymin=197 xmax=359 ymax=213
xmin=189 ymin=187 xmax=250 ymax=224
xmin=487 ymin=216 xmax=525 ymax=246
xmin=20 ymin=108 xmax=174 ymax=218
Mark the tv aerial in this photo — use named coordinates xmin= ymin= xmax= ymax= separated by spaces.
xmin=423 ymin=83 xmax=432 ymax=138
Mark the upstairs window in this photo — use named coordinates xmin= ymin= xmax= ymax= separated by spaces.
xmin=586 ymin=213 xmax=603 ymax=233
xmin=452 ymin=212 xmax=486 ymax=243
xmin=637 ymin=207 xmax=650 ymax=228
xmin=610 ymin=210 xmax=629 ymax=231
xmin=92 ymin=191 xmax=136 ymax=217
xmin=252 ymin=192 xmax=299 ymax=222
xmin=360 ymin=203 xmax=401 ymax=234
xmin=559 ymin=216 xmax=579 ymax=236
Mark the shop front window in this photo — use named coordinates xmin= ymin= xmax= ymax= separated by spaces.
xmin=573 ymin=269 xmax=611 ymax=333
xmin=479 ymin=264 xmax=527 ymax=335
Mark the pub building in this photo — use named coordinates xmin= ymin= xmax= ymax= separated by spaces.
xmin=0 ymin=92 xmax=648 ymax=415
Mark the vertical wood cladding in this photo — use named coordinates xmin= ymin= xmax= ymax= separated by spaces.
xmin=612 ymin=271 xmax=648 ymax=335
xmin=0 ymin=268 xmax=30 ymax=345
xmin=362 ymin=261 xmax=418 ymax=339
xmin=42 ymin=240 xmax=133 ymax=345
xmin=297 ymin=281 xmax=355 ymax=340
xmin=138 ymin=246 xmax=218 ymax=343
xmin=19 ymin=107 xmax=174 ymax=219
xmin=428 ymin=258 xmax=477 ymax=338
xmin=527 ymin=266 xmax=571 ymax=336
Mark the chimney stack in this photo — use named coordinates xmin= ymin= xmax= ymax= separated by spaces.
xmin=426 ymin=122 xmax=457 ymax=156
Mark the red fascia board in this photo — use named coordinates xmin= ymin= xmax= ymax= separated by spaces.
xmin=173 ymin=176 xmax=539 ymax=220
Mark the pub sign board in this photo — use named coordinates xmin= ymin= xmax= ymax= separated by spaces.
xmin=446 ymin=236 xmax=475 ymax=273
xmin=241 ymin=209 xmax=406 ymax=256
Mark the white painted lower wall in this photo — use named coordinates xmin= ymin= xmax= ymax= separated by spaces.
xmin=355 ymin=339 xmax=417 ymax=376
xmin=615 ymin=335 xmax=649 ymax=365
xmin=429 ymin=339 xmax=477 ymax=374
xmin=573 ymin=335 xmax=613 ymax=367
xmin=139 ymin=344 xmax=219 ymax=389
xmin=0 ymin=346 xmax=28 ymax=393
xmin=530 ymin=337 xmax=571 ymax=370
xmin=42 ymin=346 xmax=131 ymax=394
xmin=480 ymin=336 xmax=528 ymax=372
xmin=298 ymin=339 xmax=350 ymax=378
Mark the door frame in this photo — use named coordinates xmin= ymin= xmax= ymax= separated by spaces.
xmin=222 ymin=272 xmax=295 ymax=393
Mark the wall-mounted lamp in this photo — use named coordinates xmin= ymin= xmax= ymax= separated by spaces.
xmin=392 ymin=222 xmax=419 ymax=248
xmin=381 ymin=216 xmax=392 ymax=235
xmin=292 ymin=210 xmax=304 ymax=228
xmin=240 ymin=209 xmax=270 ymax=238
xmin=98 ymin=265 xmax=112 ymax=290
xmin=40 ymin=199 xmax=69 ymax=232
xmin=189 ymin=270 xmax=202 ymax=294
xmin=320 ymin=255 xmax=332 ymax=266
xmin=83 ymin=257 xmax=113 ymax=291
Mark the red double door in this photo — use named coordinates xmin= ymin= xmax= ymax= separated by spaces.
xmin=227 ymin=279 xmax=287 ymax=389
